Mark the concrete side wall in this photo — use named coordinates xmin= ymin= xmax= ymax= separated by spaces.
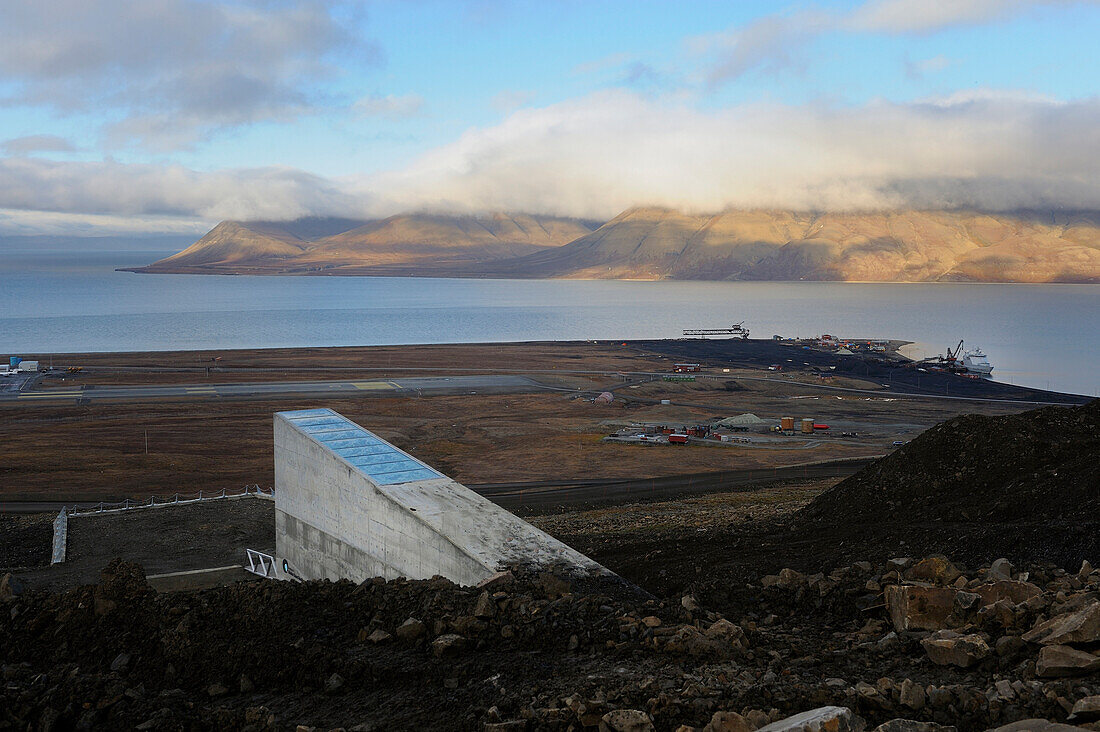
xmin=51 ymin=510 xmax=68 ymax=565
xmin=274 ymin=418 xmax=489 ymax=585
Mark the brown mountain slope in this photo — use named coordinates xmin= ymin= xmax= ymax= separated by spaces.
xmin=132 ymin=208 xmax=1100 ymax=282
xmin=291 ymin=213 xmax=595 ymax=270
xmin=132 ymin=213 xmax=597 ymax=274
xmin=143 ymin=221 xmax=310 ymax=270
xmin=484 ymin=208 xmax=1100 ymax=282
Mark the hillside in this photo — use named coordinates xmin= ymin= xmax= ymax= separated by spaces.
xmin=130 ymin=213 xmax=596 ymax=274
xmin=130 ymin=208 xmax=1100 ymax=282
xmin=485 ymin=208 xmax=1100 ymax=282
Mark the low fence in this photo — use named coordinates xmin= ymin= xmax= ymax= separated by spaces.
xmin=65 ymin=485 xmax=273 ymax=518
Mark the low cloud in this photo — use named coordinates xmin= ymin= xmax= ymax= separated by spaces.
xmin=2 ymin=91 xmax=1098 ymax=230
xmin=370 ymin=90 xmax=1100 ymax=218
xmin=0 ymin=208 xmax=209 ymax=237
xmin=0 ymin=0 xmax=369 ymax=149
xmin=0 ymin=157 xmax=366 ymax=221
xmin=1 ymin=135 xmax=76 ymax=155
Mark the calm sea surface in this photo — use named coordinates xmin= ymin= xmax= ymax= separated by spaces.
xmin=2 ymin=250 xmax=1098 ymax=396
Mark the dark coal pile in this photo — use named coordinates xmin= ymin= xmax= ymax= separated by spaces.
xmin=635 ymin=339 xmax=1087 ymax=403
xmin=3 ymin=556 xmax=1100 ymax=731
xmin=796 ymin=401 xmax=1100 ymax=568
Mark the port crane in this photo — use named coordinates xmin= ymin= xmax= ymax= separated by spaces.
xmin=944 ymin=340 xmax=965 ymax=366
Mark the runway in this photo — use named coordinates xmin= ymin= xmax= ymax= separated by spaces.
xmin=0 ymin=374 xmax=545 ymax=406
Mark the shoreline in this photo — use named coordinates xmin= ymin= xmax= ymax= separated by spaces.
xmin=117 ymin=264 xmax=1100 ymax=284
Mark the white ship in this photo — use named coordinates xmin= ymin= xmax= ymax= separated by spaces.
xmin=961 ymin=347 xmax=993 ymax=376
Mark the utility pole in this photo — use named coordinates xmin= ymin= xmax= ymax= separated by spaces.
xmin=145 ymin=431 xmax=149 ymax=455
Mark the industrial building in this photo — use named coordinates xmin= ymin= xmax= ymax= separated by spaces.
xmin=274 ymin=408 xmax=608 ymax=585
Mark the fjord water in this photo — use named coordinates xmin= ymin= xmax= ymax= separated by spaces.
xmin=2 ymin=250 xmax=1098 ymax=396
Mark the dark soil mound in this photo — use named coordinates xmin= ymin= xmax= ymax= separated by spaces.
xmin=803 ymin=400 xmax=1100 ymax=524
xmin=793 ymin=400 xmax=1100 ymax=567
xmin=0 ymin=514 xmax=51 ymax=570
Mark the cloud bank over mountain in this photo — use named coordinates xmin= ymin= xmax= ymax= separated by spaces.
xmin=1 ymin=0 xmax=1098 ymax=236
xmin=2 ymin=90 xmax=1098 ymax=232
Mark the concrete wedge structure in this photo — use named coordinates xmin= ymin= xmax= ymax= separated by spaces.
xmin=274 ymin=408 xmax=608 ymax=585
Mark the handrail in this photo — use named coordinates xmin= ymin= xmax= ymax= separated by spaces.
xmin=245 ymin=548 xmax=277 ymax=578
xmin=65 ymin=485 xmax=273 ymax=517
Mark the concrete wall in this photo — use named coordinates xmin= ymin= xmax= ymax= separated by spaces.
xmin=274 ymin=409 xmax=606 ymax=586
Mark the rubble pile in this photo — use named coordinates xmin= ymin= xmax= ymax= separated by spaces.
xmin=2 ymin=553 xmax=1099 ymax=731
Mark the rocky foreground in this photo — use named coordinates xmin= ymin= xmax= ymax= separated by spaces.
xmin=2 ymin=552 xmax=1099 ymax=731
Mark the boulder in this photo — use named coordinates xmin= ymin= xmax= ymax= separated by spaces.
xmin=474 ymin=591 xmax=497 ymax=618
xmin=395 ymin=617 xmax=427 ymax=641
xmin=974 ymin=580 xmax=1043 ymax=606
xmin=0 ymin=573 xmax=25 ymax=603
xmin=704 ymin=619 xmax=747 ymax=650
xmin=1068 ymin=695 xmax=1100 ymax=723
xmin=702 ymin=711 xmax=752 ymax=732
xmin=599 ymin=709 xmax=655 ymax=732
xmin=1034 ymin=645 xmax=1100 ymax=678
xmin=755 ymin=706 xmax=864 ymax=732
xmin=324 ymin=672 xmax=344 ymax=694
xmin=920 ymin=630 xmax=990 ymax=668
xmin=987 ymin=558 xmax=1015 ymax=581
xmin=431 ymin=633 xmax=466 ymax=658
xmin=953 ymin=591 xmax=981 ymax=614
xmin=662 ymin=623 xmax=744 ymax=659
xmin=887 ymin=558 xmax=913 ymax=572
xmin=1023 ymin=602 xmax=1100 ymax=646
xmin=885 ymin=585 xmax=956 ymax=631
xmin=763 ymin=568 xmax=806 ymax=591
xmin=366 ymin=629 xmax=392 ymax=644
xmin=898 ymin=679 xmax=925 ymax=711
xmin=476 ymin=570 xmax=514 ymax=591
xmin=977 ymin=599 xmax=1017 ymax=630
xmin=907 ymin=556 xmax=962 ymax=586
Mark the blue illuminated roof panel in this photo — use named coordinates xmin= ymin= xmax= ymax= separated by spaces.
xmin=280 ymin=408 xmax=444 ymax=486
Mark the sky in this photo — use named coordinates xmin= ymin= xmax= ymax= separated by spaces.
xmin=0 ymin=0 xmax=1098 ymax=236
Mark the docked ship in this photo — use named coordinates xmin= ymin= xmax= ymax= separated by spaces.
xmin=961 ymin=347 xmax=994 ymax=376
xmin=921 ymin=341 xmax=995 ymax=377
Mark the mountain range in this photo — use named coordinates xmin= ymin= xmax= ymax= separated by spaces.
xmin=128 ymin=208 xmax=1100 ymax=283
